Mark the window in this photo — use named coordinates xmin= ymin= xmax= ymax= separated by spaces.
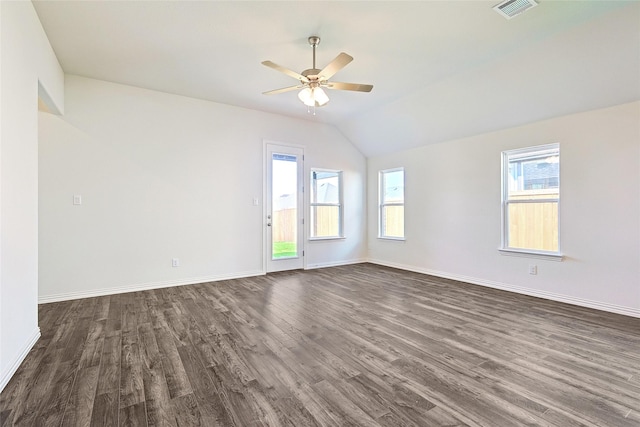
xmin=379 ymin=168 xmax=405 ymax=239
xmin=310 ymin=169 xmax=343 ymax=239
xmin=501 ymin=144 xmax=560 ymax=257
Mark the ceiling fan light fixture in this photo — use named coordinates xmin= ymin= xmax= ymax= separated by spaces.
xmin=297 ymin=88 xmax=313 ymax=106
xmin=313 ymin=87 xmax=329 ymax=106
xmin=298 ymin=87 xmax=329 ymax=107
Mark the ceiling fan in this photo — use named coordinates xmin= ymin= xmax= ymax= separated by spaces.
xmin=262 ymin=36 xmax=373 ymax=109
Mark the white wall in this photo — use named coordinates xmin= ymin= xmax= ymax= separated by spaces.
xmin=368 ymin=101 xmax=640 ymax=317
xmin=38 ymin=75 xmax=366 ymax=301
xmin=0 ymin=1 xmax=64 ymax=392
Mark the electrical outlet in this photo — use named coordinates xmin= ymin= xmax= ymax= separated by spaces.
xmin=529 ymin=264 xmax=537 ymax=275
xmin=172 ymin=258 xmax=180 ymax=267
xmin=73 ymin=195 xmax=82 ymax=205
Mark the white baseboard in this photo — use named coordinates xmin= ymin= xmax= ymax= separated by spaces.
xmin=38 ymin=259 xmax=370 ymax=303
xmin=305 ymin=258 xmax=367 ymax=270
xmin=38 ymin=269 xmax=265 ymax=304
xmin=0 ymin=327 xmax=41 ymax=393
xmin=368 ymin=259 xmax=640 ymax=319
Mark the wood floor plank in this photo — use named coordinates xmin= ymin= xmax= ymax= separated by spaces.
xmin=170 ymin=393 xmax=204 ymax=426
xmin=90 ymin=391 xmax=119 ymax=427
xmin=105 ymin=294 xmax=122 ymax=336
xmin=62 ymin=365 xmax=100 ymax=427
xmin=474 ymin=358 xmax=638 ymax=427
xmin=311 ymin=379 xmax=379 ymax=426
xmin=138 ymin=322 xmax=177 ymax=427
xmin=236 ymin=346 xmax=322 ymax=427
xmin=92 ymin=295 xmax=111 ymax=322
xmin=153 ymin=321 xmax=193 ymax=400
xmin=0 ymin=338 xmax=51 ymax=419
xmin=79 ymin=319 xmax=107 ymax=369
xmin=0 ymin=409 xmax=14 ymax=426
xmin=119 ymin=333 xmax=145 ymax=409
xmin=540 ymin=407 xmax=598 ymax=427
xmin=2 ymin=263 xmax=639 ymax=426
xmin=95 ymin=331 xmax=122 ymax=395
xmin=6 ymin=349 xmax=66 ymax=426
xmin=176 ymin=345 xmax=236 ymax=426
xmin=119 ymin=401 xmax=147 ymax=427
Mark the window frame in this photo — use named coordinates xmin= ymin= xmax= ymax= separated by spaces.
xmin=500 ymin=143 xmax=562 ymax=260
xmin=309 ymin=168 xmax=344 ymax=240
xmin=378 ymin=167 xmax=405 ymax=240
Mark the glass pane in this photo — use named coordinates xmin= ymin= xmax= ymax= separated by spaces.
xmin=382 ymin=205 xmax=404 ymax=238
xmin=311 ymin=206 xmax=340 ymax=238
xmin=383 ymin=170 xmax=404 ymax=203
xmin=508 ymin=150 xmax=559 ymax=200
xmin=272 ymin=154 xmax=297 ymax=259
xmin=312 ymin=171 xmax=340 ymax=204
xmin=508 ymin=202 xmax=558 ymax=252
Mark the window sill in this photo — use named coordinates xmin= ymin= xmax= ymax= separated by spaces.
xmin=378 ymin=236 xmax=406 ymax=242
xmin=308 ymin=236 xmax=346 ymax=241
xmin=498 ymin=248 xmax=563 ymax=261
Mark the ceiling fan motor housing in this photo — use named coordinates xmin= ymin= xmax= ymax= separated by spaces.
xmin=302 ymin=68 xmax=322 ymax=80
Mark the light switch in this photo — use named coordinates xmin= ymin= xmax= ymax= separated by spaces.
xmin=253 ymin=197 xmax=259 ymax=206
xmin=73 ymin=195 xmax=82 ymax=205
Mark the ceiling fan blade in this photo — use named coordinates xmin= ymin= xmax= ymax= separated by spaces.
xmin=319 ymin=52 xmax=353 ymax=80
xmin=263 ymin=85 xmax=304 ymax=95
xmin=326 ymin=82 xmax=373 ymax=92
xmin=262 ymin=61 xmax=309 ymax=83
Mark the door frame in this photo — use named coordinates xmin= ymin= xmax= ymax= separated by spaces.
xmin=263 ymin=141 xmax=305 ymax=273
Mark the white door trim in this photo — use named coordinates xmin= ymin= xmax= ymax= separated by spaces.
xmin=263 ymin=141 xmax=305 ymax=272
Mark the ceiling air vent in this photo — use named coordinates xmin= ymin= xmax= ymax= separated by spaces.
xmin=493 ymin=0 xmax=538 ymax=19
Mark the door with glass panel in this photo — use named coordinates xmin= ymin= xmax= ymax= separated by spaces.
xmin=265 ymin=144 xmax=304 ymax=272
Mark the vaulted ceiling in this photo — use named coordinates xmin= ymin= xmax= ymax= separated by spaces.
xmin=33 ymin=1 xmax=640 ymax=157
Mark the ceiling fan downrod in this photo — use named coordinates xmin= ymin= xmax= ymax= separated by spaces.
xmin=308 ymin=36 xmax=320 ymax=70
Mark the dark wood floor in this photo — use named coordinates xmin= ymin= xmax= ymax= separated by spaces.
xmin=1 ymin=263 xmax=639 ymax=426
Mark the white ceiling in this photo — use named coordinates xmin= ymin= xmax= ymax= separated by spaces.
xmin=33 ymin=0 xmax=640 ymax=157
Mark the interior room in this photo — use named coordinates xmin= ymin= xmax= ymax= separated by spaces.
xmin=1 ymin=1 xmax=639 ymax=425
